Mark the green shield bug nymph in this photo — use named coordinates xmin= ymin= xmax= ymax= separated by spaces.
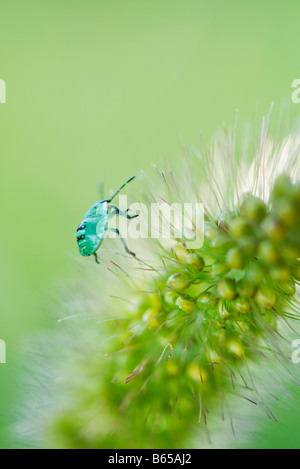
xmin=76 ymin=176 xmax=138 ymax=264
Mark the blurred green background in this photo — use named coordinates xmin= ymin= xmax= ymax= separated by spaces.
xmin=0 ymin=0 xmax=300 ymax=448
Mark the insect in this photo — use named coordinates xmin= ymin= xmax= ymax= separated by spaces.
xmin=76 ymin=176 xmax=138 ymax=264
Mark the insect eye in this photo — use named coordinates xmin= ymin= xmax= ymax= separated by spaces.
xmin=77 ymin=234 xmax=85 ymax=240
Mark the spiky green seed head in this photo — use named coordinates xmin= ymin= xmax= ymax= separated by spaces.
xmin=23 ymin=117 xmax=300 ymax=450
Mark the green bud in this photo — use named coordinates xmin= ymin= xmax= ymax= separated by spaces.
xmin=218 ymin=300 xmax=232 ymax=320
xmin=273 ymin=198 xmax=298 ymax=228
xmin=227 ymin=340 xmax=243 ymax=358
xmin=238 ymin=193 xmax=268 ymax=222
xmin=164 ymin=290 xmax=177 ymax=305
xmin=236 ymin=279 xmax=255 ymax=298
xmin=261 ymin=216 xmax=286 ymax=242
xmin=175 ymin=296 xmax=196 ymax=314
xmin=210 ymin=235 xmax=233 ymax=253
xmin=245 ymin=263 xmax=265 ymax=285
xmin=198 ymin=291 xmax=215 ymax=305
xmin=226 ymin=247 xmax=246 ymax=270
xmin=238 ymin=237 xmax=257 ymax=256
xmin=211 ymin=261 xmax=230 ymax=277
xmin=186 ymin=253 xmax=205 ymax=270
xmin=166 ymin=273 xmax=189 ymax=291
xmin=258 ymin=240 xmax=279 ymax=264
xmin=233 ymin=297 xmax=250 ymax=314
xmin=237 ymin=192 xmax=252 ymax=212
xmin=217 ymin=278 xmax=237 ymax=300
xmin=272 ymin=174 xmax=293 ymax=200
xmin=270 ymin=266 xmax=290 ymax=282
xmin=255 ymin=284 xmax=276 ymax=308
xmin=171 ymin=243 xmax=189 ymax=264
xmin=230 ymin=218 xmax=254 ymax=240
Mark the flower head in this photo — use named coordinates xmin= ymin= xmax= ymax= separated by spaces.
xmin=23 ymin=110 xmax=300 ymax=448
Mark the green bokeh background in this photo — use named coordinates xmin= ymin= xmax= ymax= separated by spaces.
xmin=0 ymin=0 xmax=300 ymax=448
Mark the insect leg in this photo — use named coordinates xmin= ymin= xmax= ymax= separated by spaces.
xmin=94 ymin=252 xmax=100 ymax=264
xmin=107 ymin=228 xmax=136 ymax=257
xmin=108 ymin=204 xmax=138 ymax=219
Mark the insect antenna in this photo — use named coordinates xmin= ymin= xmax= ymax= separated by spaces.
xmin=105 ymin=176 xmax=135 ymax=203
